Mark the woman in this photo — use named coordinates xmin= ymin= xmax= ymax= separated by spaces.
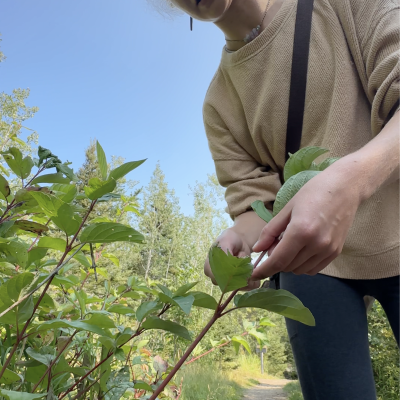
xmin=165 ymin=1 xmax=399 ymax=399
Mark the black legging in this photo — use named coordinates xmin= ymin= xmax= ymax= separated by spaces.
xmin=280 ymin=272 xmax=399 ymax=400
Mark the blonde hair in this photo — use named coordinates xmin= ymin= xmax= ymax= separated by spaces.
xmin=147 ymin=0 xmax=182 ymax=17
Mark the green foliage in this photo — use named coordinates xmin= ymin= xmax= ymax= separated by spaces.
xmin=283 ymin=381 xmax=304 ymax=400
xmin=234 ymin=288 xmax=315 ymax=326
xmin=252 ymin=147 xmax=339 ymax=219
xmin=208 ymin=246 xmax=253 ymax=293
xmin=368 ymin=302 xmax=399 ymax=400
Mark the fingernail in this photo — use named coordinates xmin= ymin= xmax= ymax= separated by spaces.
xmin=253 ymin=241 xmax=259 ymax=250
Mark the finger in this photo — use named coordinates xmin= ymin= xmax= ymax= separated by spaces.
xmin=251 ymin=230 xmax=304 ymax=280
xmin=239 ymin=280 xmax=261 ymax=292
xmin=291 ymin=252 xmax=328 ymax=275
xmin=204 ymin=261 xmax=218 ymax=285
xmin=305 ymin=252 xmax=340 ymax=276
xmin=267 ymin=238 xmax=280 ymax=256
xmin=252 ymin=206 xmax=292 ymax=253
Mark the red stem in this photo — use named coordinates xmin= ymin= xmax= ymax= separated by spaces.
xmin=59 ymin=352 xmax=112 ymax=399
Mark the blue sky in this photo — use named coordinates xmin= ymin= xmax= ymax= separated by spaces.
xmin=0 ymin=0 xmax=225 ymax=215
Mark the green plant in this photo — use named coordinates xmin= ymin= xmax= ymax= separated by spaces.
xmin=0 ymin=142 xmax=324 ymax=399
xmin=283 ymin=381 xmax=303 ymax=400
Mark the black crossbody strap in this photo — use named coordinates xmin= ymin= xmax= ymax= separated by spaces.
xmin=285 ymin=0 xmax=315 ymax=160
xmin=269 ymin=0 xmax=314 ymax=291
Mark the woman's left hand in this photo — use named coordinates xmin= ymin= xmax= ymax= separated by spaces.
xmin=251 ymin=161 xmax=361 ymax=278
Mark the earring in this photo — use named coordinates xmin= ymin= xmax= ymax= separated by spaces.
xmin=190 ymin=17 xmax=193 ymax=31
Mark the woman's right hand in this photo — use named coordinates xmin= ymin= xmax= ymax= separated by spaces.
xmin=203 ymin=227 xmax=261 ymax=291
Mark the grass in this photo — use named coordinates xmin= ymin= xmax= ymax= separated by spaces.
xmin=178 ymin=354 xmax=274 ymax=400
xmin=283 ymin=381 xmax=304 ymax=400
xmin=227 ymin=354 xmax=276 ymax=387
xmin=178 ymin=363 xmax=244 ymax=400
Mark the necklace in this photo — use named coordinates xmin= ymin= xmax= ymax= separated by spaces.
xmin=225 ymin=0 xmax=272 ymax=43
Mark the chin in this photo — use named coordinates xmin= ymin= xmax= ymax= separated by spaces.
xmin=196 ymin=0 xmax=231 ymax=22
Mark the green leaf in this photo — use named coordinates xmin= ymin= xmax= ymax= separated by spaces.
xmin=106 ymin=366 xmax=134 ymax=400
xmin=108 ymin=159 xmax=146 ymax=181
xmin=189 ymin=291 xmax=218 ymax=310
xmin=0 ymin=361 xmax=21 ymax=384
xmin=38 ymin=146 xmax=56 ymax=166
xmin=96 ymin=141 xmax=108 ymax=180
xmin=30 ymin=191 xmax=64 ymax=217
xmin=283 ymin=147 xmax=328 ymax=181
xmin=51 ymin=203 xmax=82 ymax=236
xmin=0 ymin=261 xmax=17 ymax=276
xmin=158 ymin=293 xmax=195 ymax=315
xmin=248 ymin=328 xmax=268 ymax=345
xmin=0 ymin=239 xmax=28 ymax=268
xmin=231 ymin=336 xmax=251 ymax=355
xmin=72 ymin=251 xmax=91 ymax=268
xmin=173 ymin=282 xmax=198 ymax=297
xmin=86 ymin=313 xmax=116 ymax=329
xmin=74 ymin=289 xmax=86 ymax=315
xmin=0 ymin=221 xmax=15 ymax=237
xmin=80 ymin=222 xmax=144 ymax=244
xmin=14 ymin=220 xmax=49 ymax=234
xmin=124 ymin=291 xmax=142 ymax=300
xmin=30 ymin=318 xmax=112 ymax=337
xmin=133 ymin=381 xmax=153 ymax=392
xmin=235 ymin=288 xmax=315 ymax=326
xmin=156 ymin=284 xmax=173 ymax=298
xmin=259 ymin=317 xmax=276 ymax=327
xmin=17 ymin=296 xmax=34 ymax=323
xmin=0 ymin=390 xmax=46 ymax=400
xmin=50 ymin=183 xmax=77 ymax=203
xmin=317 ymin=157 xmax=340 ymax=171
xmin=103 ymin=252 xmax=120 ymax=267
xmin=55 ymin=163 xmax=77 ymax=181
xmin=273 ymin=170 xmax=320 ymax=216
xmin=26 ymin=347 xmax=54 ymax=366
xmin=107 ymin=304 xmax=136 ymax=315
xmin=0 ymin=174 xmax=10 ymax=198
xmin=208 ymin=246 xmax=253 ymax=293
xmin=14 ymin=188 xmax=38 ymax=209
xmin=136 ymin=301 xmax=162 ymax=322
xmin=251 ymin=200 xmax=273 ymax=223
xmin=84 ymin=177 xmax=116 ymax=200
xmin=2 ymin=147 xmax=34 ymax=179
xmin=37 ymin=237 xmax=67 ymax=252
xmin=31 ymin=173 xmax=71 ymax=185
xmin=142 ymin=316 xmax=191 ymax=340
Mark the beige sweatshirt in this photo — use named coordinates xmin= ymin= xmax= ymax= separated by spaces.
xmin=203 ymin=0 xmax=400 ymax=280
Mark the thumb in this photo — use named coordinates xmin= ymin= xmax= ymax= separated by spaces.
xmin=252 ymin=205 xmax=292 ymax=253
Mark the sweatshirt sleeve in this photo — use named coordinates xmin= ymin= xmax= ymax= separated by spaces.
xmin=336 ymin=0 xmax=400 ymax=134
xmin=203 ymin=102 xmax=282 ymax=220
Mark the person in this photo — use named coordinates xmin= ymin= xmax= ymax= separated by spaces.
xmin=164 ymin=0 xmax=399 ymax=399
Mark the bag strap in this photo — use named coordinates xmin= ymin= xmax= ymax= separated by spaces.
xmin=285 ymin=0 xmax=315 ymax=160
xmin=269 ymin=0 xmax=314 ymax=290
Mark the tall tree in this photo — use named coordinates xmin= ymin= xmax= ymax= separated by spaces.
xmin=138 ymin=164 xmax=184 ymax=282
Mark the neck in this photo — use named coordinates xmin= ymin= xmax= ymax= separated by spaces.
xmin=217 ymin=0 xmax=281 ymax=51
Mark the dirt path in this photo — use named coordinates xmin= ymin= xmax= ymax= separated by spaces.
xmin=242 ymin=379 xmax=290 ymax=400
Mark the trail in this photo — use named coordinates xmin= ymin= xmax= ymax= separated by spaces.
xmin=242 ymin=379 xmax=290 ymax=400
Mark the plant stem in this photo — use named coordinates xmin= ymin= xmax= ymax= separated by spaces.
xmin=148 ymin=251 xmax=267 ymax=399
xmin=59 ymin=352 xmax=112 ymax=399
xmin=0 ymin=201 xmax=97 ymax=381
xmin=0 ymin=244 xmax=85 ymax=319
xmin=31 ymin=331 xmax=77 ymax=392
